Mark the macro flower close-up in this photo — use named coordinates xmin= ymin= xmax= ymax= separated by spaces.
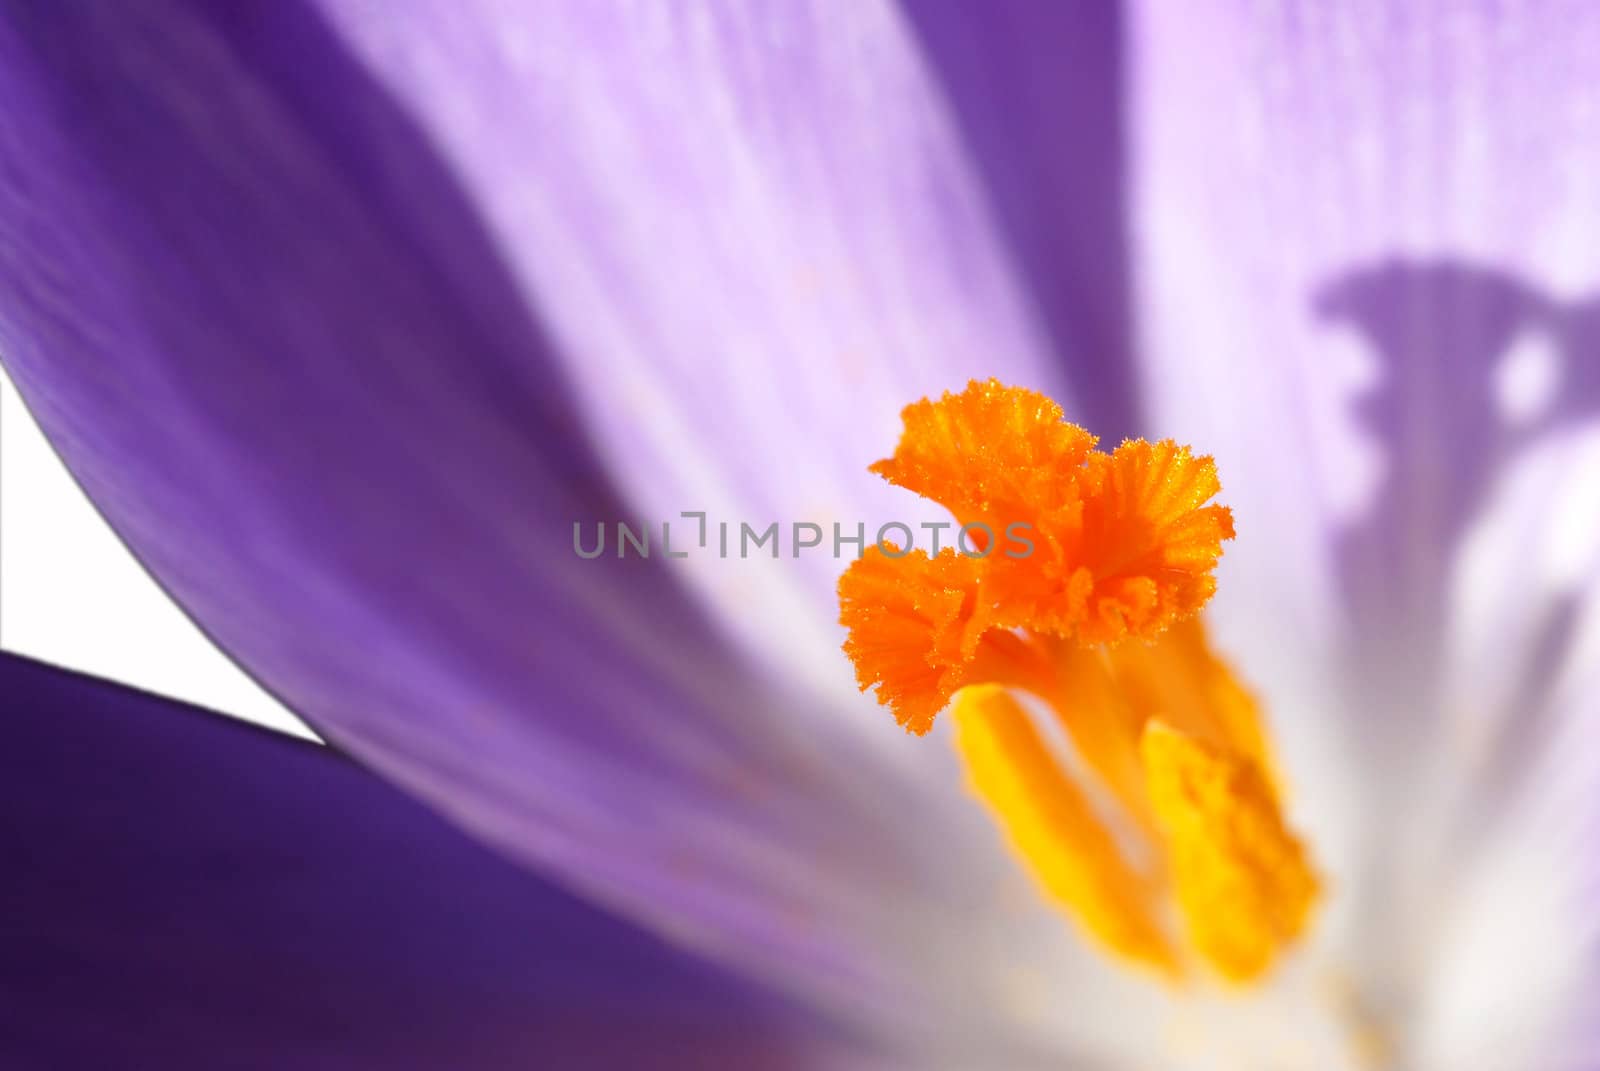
xmin=4 ymin=2 xmax=1600 ymax=1068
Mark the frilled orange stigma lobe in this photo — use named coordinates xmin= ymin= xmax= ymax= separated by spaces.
xmin=838 ymin=547 xmax=988 ymax=735
xmin=837 ymin=381 xmax=1319 ymax=985
xmin=869 ymin=380 xmax=1095 ymax=538
xmin=838 ymin=380 xmax=1234 ymax=732
xmin=1069 ymin=441 xmax=1236 ymax=645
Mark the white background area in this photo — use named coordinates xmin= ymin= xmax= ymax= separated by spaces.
xmin=1 ymin=361 xmax=318 ymax=741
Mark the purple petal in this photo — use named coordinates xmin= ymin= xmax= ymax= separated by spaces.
xmin=0 ymin=0 xmax=1144 ymax=1049
xmin=0 ymin=1 xmax=940 ymax=1017
xmin=0 ymin=654 xmax=855 ymax=1068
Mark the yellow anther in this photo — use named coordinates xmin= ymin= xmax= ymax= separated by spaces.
xmin=1142 ymin=722 xmax=1320 ymax=982
xmin=952 ymin=685 xmax=1178 ymax=975
xmin=1105 ymin=618 xmax=1285 ymax=799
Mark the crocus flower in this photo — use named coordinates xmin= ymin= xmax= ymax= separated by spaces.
xmin=3 ymin=2 xmax=1599 ymax=1068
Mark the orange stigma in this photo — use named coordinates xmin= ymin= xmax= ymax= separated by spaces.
xmin=838 ymin=380 xmax=1318 ymax=984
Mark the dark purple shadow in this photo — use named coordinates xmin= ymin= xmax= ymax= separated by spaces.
xmin=901 ymin=0 xmax=1136 ymax=441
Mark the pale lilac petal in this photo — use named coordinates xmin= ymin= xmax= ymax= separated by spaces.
xmin=306 ymin=0 xmax=1131 ymax=684
xmin=1128 ymin=4 xmax=1600 ymax=1063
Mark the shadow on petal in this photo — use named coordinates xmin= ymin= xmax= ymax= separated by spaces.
xmin=1314 ymin=260 xmax=1600 ymax=1055
xmin=1314 ymin=260 xmax=1600 ymax=807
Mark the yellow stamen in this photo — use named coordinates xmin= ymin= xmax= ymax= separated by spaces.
xmin=837 ymin=381 xmax=1321 ymax=984
xmin=1108 ymin=618 xmax=1285 ymax=798
xmin=1042 ymin=639 xmax=1156 ymax=829
xmin=1142 ymin=722 xmax=1320 ymax=982
xmin=953 ymin=685 xmax=1177 ymax=975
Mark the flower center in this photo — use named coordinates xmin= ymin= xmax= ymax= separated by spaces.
xmin=837 ymin=380 xmax=1320 ymax=984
